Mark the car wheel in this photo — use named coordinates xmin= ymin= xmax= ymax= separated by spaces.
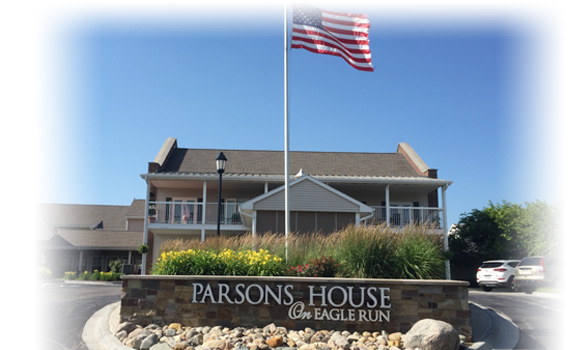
xmin=506 ymin=276 xmax=516 ymax=292
xmin=482 ymin=286 xmax=493 ymax=292
xmin=523 ymin=287 xmax=535 ymax=295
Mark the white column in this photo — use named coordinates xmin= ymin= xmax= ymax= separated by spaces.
xmin=141 ymin=179 xmax=151 ymax=275
xmin=252 ymin=210 xmax=258 ymax=251
xmin=252 ymin=210 xmax=257 ymax=237
xmin=442 ymin=185 xmax=451 ymax=280
xmin=78 ymin=249 xmax=84 ymax=273
xmin=385 ymin=184 xmax=390 ymax=227
xmin=201 ymin=180 xmax=207 ymax=242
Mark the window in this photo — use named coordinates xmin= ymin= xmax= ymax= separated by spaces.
xmin=170 ymin=198 xmax=196 ymax=224
xmin=91 ymin=257 xmax=103 ymax=272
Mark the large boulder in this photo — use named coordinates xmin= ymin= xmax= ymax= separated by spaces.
xmin=403 ymin=319 xmax=460 ymax=350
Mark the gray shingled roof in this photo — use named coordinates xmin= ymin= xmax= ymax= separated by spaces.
xmin=158 ymin=149 xmax=420 ymax=178
xmin=39 ymin=199 xmax=145 ymax=249
xmin=48 ymin=229 xmax=143 ymax=249
xmin=39 ymin=199 xmax=145 ymax=231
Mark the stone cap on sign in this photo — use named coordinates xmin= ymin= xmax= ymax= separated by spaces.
xmin=122 ymin=274 xmax=469 ymax=286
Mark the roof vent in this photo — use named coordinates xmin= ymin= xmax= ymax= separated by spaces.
xmin=295 ymin=169 xmax=306 ymax=178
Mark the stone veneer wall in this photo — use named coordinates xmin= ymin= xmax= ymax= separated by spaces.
xmin=120 ymin=275 xmax=471 ymax=336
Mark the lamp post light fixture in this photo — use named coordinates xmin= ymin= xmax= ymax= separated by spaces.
xmin=216 ymin=152 xmax=227 ymax=236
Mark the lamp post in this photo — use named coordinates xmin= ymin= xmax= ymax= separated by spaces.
xmin=216 ymin=152 xmax=227 ymax=236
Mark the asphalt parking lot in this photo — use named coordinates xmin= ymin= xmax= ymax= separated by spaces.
xmin=469 ymin=289 xmax=563 ymax=349
xmin=39 ymin=281 xmax=122 ymax=350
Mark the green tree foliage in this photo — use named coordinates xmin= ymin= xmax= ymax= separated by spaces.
xmin=449 ymin=200 xmax=559 ymax=283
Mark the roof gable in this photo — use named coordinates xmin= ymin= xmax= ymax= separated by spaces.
xmin=241 ymin=175 xmax=373 ymax=215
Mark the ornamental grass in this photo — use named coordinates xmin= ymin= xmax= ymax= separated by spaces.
xmin=156 ymin=223 xmax=445 ymax=279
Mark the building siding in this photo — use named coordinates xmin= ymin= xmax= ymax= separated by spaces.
xmin=253 ymin=180 xmax=359 ymax=212
xmin=255 ymin=210 xmax=355 ymax=234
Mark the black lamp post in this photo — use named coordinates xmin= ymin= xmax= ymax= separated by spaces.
xmin=216 ymin=152 xmax=227 ymax=236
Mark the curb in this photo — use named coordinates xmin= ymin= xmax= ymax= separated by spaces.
xmin=83 ymin=301 xmax=515 ymax=350
xmin=468 ymin=302 xmax=519 ymax=350
xmin=82 ymin=301 xmax=130 ymax=350
xmin=64 ymin=280 xmax=123 ymax=286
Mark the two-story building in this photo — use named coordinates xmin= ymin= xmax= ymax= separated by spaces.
xmin=140 ymin=137 xmax=452 ymax=272
xmin=39 ymin=200 xmax=145 ymax=277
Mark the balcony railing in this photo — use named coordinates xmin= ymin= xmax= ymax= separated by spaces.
xmin=147 ymin=201 xmax=243 ymax=226
xmin=366 ymin=206 xmax=444 ymax=229
xmin=145 ymin=201 xmax=443 ymax=230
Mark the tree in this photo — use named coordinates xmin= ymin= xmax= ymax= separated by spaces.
xmin=449 ymin=208 xmax=503 ymax=283
xmin=449 ymin=200 xmax=559 ymax=284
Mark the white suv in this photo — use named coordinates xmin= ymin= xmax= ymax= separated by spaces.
xmin=476 ymin=260 xmax=520 ymax=291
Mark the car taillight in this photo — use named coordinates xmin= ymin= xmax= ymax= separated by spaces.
xmin=477 ymin=268 xmax=482 ymax=272
xmin=494 ymin=268 xmax=507 ymax=272
xmin=539 ymin=258 xmax=545 ymax=273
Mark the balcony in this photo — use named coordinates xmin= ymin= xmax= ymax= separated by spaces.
xmin=147 ymin=201 xmax=243 ymax=226
xmin=367 ymin=206 xmax=444 ymax=229
xmin=145 ymin=201 xmax=444 ymax=231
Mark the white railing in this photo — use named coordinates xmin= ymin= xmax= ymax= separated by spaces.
xmin=147 ymin=201 xmax=242 ymax=225
xmin=367 ymin=206 xmax=443 ymax=229
xmin=145 ymin=201 xmax=442 ymax=229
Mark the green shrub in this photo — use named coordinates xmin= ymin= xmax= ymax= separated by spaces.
xmin=289 ymin=256 xmax=340 ymax=277
xmin=98 ymin=271 xmax=122 ymax=281
xmin=153 ymin=248 xmax=286 ymax=276
xmin=289 ymin=264 xmax=311 ymax=276
xmin=39 ymin=267 xmax=53 ymax=280
xmin=311 ymin=256 xmax=340 ymax=277
xmin=90 ymin=270 xmax=101 ymax=281
xmin=63 ymin=271 xmax=77 ymax=280
xmin=109 ymin=259 xmax=122 ymax=273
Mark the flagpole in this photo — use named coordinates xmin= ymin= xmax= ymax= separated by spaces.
xmin=284 ymin=4 xmax=290 ymax=262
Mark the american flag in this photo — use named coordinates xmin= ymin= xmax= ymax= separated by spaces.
xmin=291 ymin=6 xmax=373 ymax=72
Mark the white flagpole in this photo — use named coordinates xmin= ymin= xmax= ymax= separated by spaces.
xmin=284 ymin=4 xmax=290 ymax=262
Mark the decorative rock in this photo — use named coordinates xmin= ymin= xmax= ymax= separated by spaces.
xmin=387 ymin=332 xmax=402 ymax=347
xmin=140 ymin=334 xmax=160 ymax=350
xmin=298 ymin=344 xmax=318 ymax=350
xmin=403 ymin=319 xmax=460 ymax=350
xmin=116 ymin=330 xmax=128 ymax=340
xmin=151 ymin=344 xmax=173 ymax=350
xmin=188 ymin=335 xmax=203 ymax=346
xmin=310 ymin=330 xmax=330 ymax=344
xmin=115 ymin=321 xmax=471 ymax=350
xmin=132 ymin=333 xmax=150 ymax=349
xmin=266 ymin=336 xmax=284 ymax=348
xmin=347 ymin=333 xmax=360 ymax=343
xmin=203 ymin=339 xmax=227 ymax=349
xmin=129 ymin=327 xmax=149 ymax=339
xmin=117 ymin=321 xmax=138 ymax=334
xmin=263 ymin=323 xmax=277 ymax=335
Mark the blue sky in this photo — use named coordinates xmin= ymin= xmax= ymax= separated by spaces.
xmin=37 ymin=2 xmax=561 ymax=227
xmin=2 ymin=1 xmax=582 ymax=343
